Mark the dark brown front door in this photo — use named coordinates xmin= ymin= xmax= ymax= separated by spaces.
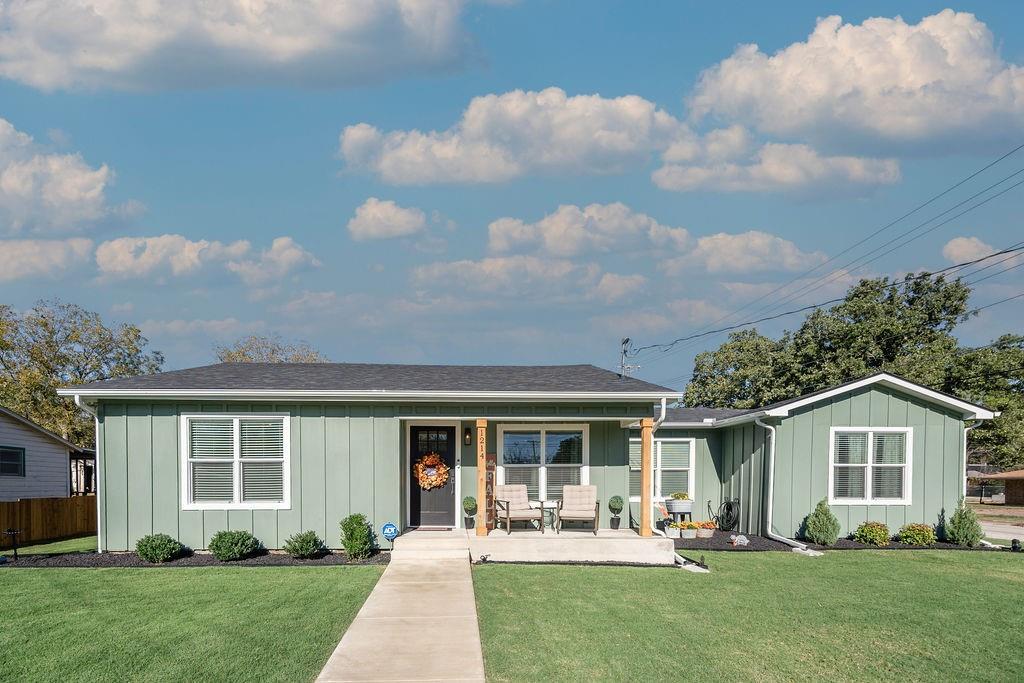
xmin=410 ymin=426 xmax=456 ymax=527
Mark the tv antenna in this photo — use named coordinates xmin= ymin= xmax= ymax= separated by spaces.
xmin=619 ymin=338 xmax=640 ymax=377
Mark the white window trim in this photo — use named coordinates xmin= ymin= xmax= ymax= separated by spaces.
xmin=628 ymin=437 xmax=696 ymax=503
xmin=496 ymin=423 xmax=589 ymax=503
xmin=828 ymin=426 xmax=912 ymax=506
xmin=179 ymin=413 xmax=291 ymax=511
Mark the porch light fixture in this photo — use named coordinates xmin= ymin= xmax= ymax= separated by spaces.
xmin=464 ymin=427 xmax=473 ymax=446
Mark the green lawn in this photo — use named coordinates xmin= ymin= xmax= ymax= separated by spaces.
xmin=2 ymin=535 xmax=97 ymax=556
xmin=474 ymin=551 xmax=1024 ymax=681
xmin=0 ymin=566 xmax=383 ymax=682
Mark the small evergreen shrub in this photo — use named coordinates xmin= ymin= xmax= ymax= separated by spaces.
xmin=462 ymin=496 xmax=477 ymax=516
xmin=608 ymin=495 xmax=624 ymax=516
xmin=853 ymin=521 xmax=890 ymax=547
xmin=945 ymin=497 xmax=984 ymax=547
xmin=897 ymin=523 xmax=937 ymax=546
xmin=340 ymin=513 xmax=374 ymax=559
xmin=803 ymin=499 xmax=841 ymax=546
xmin=135 ymin=533 xmax=184 ymax=563
xmin=208 ymin=530 xmax=262 ymax=561
xmin=283 ymin=530 xmax=326 ymax=559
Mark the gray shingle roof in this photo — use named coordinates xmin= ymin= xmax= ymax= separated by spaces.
xmin=660 ymin=406 xmax=754 ymax=423
xmin=71 ymin=362 xmax=676 ymax=394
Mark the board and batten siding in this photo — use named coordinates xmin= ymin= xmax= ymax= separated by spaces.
xmin=626 ymin=428 xmax=722 ymax=527
xmin=98 ymin=401 xmax=401 ymax=551
xmin=719 ymin=424 xmax=766 ymax=535
xmin=0 ymin=413 xmax=70 ymax=502
xmin=770 ymin=385 xmax=965 ymax=537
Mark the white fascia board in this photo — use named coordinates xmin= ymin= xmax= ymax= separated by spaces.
xmin=58 ymin=388 xmax=682 ymax=403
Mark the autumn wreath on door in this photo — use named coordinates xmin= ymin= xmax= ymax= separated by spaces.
xmin=413 ymin=452 xmax=450 ymax=490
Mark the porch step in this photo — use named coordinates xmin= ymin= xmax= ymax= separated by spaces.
xmin=389 ymin=548 xmax=470 ymax=561
xmin=392 ymin=531 xmax=468 ymax=552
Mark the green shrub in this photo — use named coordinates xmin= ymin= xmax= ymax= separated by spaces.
xmin=897 ymin=523 xmax=937 ymax=546
xmin=208 ymin=530 xmax=262 ymax=561
xmin=340 ymin=513 xmax=374 ymax=559
xmin=135 ymin=533 xmax=184 ymax=563
xmin=853 ymin=521 xmax=890 ymax=547
xmin=283 ymin=530 xmax=326 ymax=559
xmin=945 ymin=497 xmax=984 ymax=547
xmin=803 ymin=499 xmax=841 ymax=545
xmin=462 ymin=496 xmax=477 ymax=516
xmin=608 ymin=495 xmax=624 ymax=516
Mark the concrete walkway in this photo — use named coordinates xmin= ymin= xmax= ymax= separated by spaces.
xmin=317 ymin=541 xmax=485 ymax=682
xmin=981 ymin=520 xmax=1024 ymax=541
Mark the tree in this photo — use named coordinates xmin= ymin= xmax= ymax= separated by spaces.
xmin=215 ymin=334 xmax=328 ymax=363
xmin=0 ymin=300 xmax=164 ymax=446
xmin=684 ymin=274 xmax=1024 ymax=469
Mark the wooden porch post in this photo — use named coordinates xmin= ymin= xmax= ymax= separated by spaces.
xmin=476 ymin=419 xmax=488 ymax=537
xmin=640 ymin=417 xmax=654 ymax=537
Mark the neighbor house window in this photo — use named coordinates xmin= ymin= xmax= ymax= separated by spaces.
xmin=628 ymin=438 xmax=695 ymax=502
xmin=498 ymin=425 xmax=588 ymax=502
xmin=829 ymin=427 xmax=912 ymax=505
xmin=0 ymin=446 xmax=26 ymax=477
xmin=181 ymin=415 xmax=289 ymax=510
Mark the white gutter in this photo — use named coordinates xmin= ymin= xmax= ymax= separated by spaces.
xmin=755 ymin=418 xmax=820 ymax=555
xmin=74 ymin=395 xmax=103 ymax=554
xmin=963 ymin=420 xmax=983 ymax=498
xmin=56 ymin=388 xmax=679 ymax=402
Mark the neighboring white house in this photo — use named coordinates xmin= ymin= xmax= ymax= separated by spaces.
xmin=0 ymin=406 xmax=85 ymax=502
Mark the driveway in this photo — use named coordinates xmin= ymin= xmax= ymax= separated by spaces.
xmin=981 ymin=521 xmax=1024 ymax=541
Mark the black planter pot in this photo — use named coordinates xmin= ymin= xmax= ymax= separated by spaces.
xmin=465 ymin=516 xmax=476 ymax=529
xmin=610 ymin=516 xmax=621 ymax=530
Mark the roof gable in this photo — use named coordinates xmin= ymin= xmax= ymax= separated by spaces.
xmin=0 ymin=405 xmax=80 ymax=451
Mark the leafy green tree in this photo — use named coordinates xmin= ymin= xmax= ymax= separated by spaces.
xmin=0 ymin=300 xmax=163 ymax=446
xmin=215 ymin=334 xmax=328 ymax=363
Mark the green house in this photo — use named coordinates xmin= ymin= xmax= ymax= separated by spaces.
xmin=59 ymin=365 xmax=995 ymax=551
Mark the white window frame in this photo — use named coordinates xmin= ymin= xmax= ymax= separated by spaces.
xmin=828 ymin=426 xmax=912 ymax=506
xmin=496 ymin=423 xmax=589 ymax=503
xmin=628 ymin=437 xmax=696 ymax=504
xmin=179 ymin=413 xmax=291 ymax=511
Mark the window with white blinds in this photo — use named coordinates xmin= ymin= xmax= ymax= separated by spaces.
xmin=182 ymin=415 xmax=289 ymax=510
xmin=498 ymin=425 xmax=587 ymax=502
xmin=628 ymin=438 xmax=695 ymax=502
xmin=829 ymin=427 xmax=911 ymax=505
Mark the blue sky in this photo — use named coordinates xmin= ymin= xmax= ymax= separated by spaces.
xmin=1 ymin=1 xmax=1022 ymax=389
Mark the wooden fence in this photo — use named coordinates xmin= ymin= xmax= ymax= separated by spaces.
xmin=0 ymin=496 xmax=96 ymax=548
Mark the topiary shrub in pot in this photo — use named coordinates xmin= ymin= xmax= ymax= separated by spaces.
xmin=136 ymin=533 xmax=184 ymax=563
xmin=803 ymin=499 xmax=841 ymax=546
xmin=608 ymin=495 xmax=624 ymax=530
xmin=208 ymin=530 xmax=262 ymax=561
xmin=852 ymin=521 xmax=890 ymax=547
xmin=283 ymin=530 xmax=327 ymax=559
xmin=463 ymin=496 xmax=478 ymax=529
xmin=944 ymin=496 xmax=983 ymax=547
xmin=340 ymin=513 xmax=375 ymax=559
xmin=896 ymin=523 xmax=937 ymax=546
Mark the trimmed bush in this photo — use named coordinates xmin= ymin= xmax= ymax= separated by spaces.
xmin=135 ymin=533 xmax=184 ymax=563
xmin=283 ymin=531 xmax=327 ymax=559
xmin=608 ymin=495 xmax=624 ymax=516
xmin=897 ymin=523 xmax=937 ymax=546
xmin=853 ymin=521 xmax=890 ymax=547
xmin=208 ymin=530 xmax=262 ymax=561
xmin=462 ymin=496 xmax=477 ymax=516
xmin=945 ymin=496 xmax=984 ymax=547
xmin=803 ymin=499 xmax=841 ymax=546
xmin=340 ymin=513 xmax=374 ymax=559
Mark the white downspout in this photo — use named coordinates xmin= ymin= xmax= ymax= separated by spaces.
xmin=75 ymin=395 xmax=103 ymax=554
xmin=963 ymin=420 xmax=982 ymax=498
xmin=755 ymin=418 xmax=820 ymax=555
xmin=649 ymin=398 xmax=670 ymax=538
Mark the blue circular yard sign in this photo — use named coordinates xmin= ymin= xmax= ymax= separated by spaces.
xmin=381 ymin=522 xmax=399 ymax=541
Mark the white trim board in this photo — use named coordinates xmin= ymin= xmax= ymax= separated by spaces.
xmin=496 ymin=423 xmax=590 ymax=503
xmin=827 ymin=426 xmax=913 ymax=506
xmin=61 ymin=388 xmax=681 ymax=403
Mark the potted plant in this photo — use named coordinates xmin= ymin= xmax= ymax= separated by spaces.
xmin=462 ymin=496 xmax=477 ymax=529
xmin=665 ymin=492 xmax=692 ymax=515
xmin=696 ymin=520 xmax=715 ymax=539
xmin=664 ymin=520 xmax=681 ymax=539
xmin=608 ymin=495 xmax=624 ymax=530
xmin=679 ymin=521 xmax=699 ymax=539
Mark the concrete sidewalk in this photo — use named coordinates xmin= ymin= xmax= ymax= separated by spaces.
xmin=981 ymin=521 xmax=1024 ymax=541
xmin=316 ymin=551 xmax=485 ymax=682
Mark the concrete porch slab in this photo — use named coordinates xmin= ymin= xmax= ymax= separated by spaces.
xmin=465 ymin=528 xmax=676 ymax=565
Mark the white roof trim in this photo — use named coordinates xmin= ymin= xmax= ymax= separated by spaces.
xmin=58 ymin=388 xmax=681 ymax=403
xmin=759 ymin=373 xmax=995 ymax=420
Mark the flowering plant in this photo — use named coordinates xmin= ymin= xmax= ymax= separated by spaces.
xmin=698 ymin=520 xmax=716 ymax=530
xmin=669 ymin=492 xmax=690 ymax=501
xmin=670 ymin=520 xmax=700 ymax=529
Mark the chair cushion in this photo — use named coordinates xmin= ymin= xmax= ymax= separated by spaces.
xmin=561 ymin=485 xmax=597 ymax=511
xmin=495 ymin=484 xmax=532 ymax=511
xmin=559 ymin=509 xmax=596 ymax=520
xmin=506 ymin=508 xmax=543 ymax=520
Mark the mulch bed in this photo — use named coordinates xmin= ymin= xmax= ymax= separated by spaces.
xmin=673 ymin=531 xmax=1008 ymax=552
xmin=0 ymin=549 xmax=390 ymax=568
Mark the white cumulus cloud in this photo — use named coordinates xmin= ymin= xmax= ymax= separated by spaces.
xmin=0 ymin=0 xmax=471 ymax=91
xmin=348 ymin=197 xmax=427 ymax=240
xmin=0 ymin=238 xmax=92 ymax=281
xmin=689 ymin=10 xmax=1024 ymax=149
xmin=942 ymin=236 xmax=995 ymax=263
xmin=660 ymin=230 xmax=827 ymax=274
xmin=225 ymin=236 xmax=321 ymax=286
xmin=411 ymin=255 xmax=598 ymax=297
xmin=592 ymin=273 xmax=647 ymax=304
xmin=141 ymin=317 xmax=265 ymax=338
